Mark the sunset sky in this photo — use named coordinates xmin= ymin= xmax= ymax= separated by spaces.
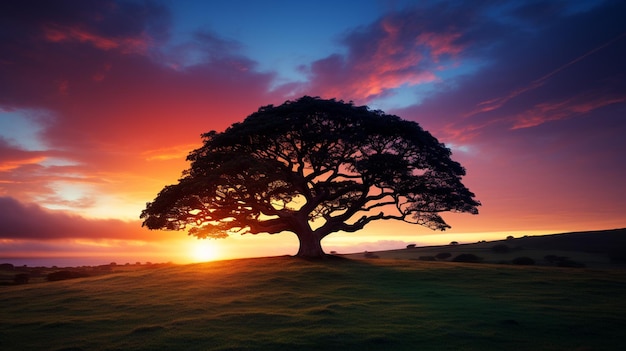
xmin=1 ymin=0 xmax=625 ymax=266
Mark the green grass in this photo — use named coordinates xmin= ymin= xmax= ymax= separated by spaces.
xmin=2 ymin=257 xmax=626 ymax=350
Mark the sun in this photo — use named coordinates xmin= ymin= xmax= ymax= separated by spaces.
xmin=191 ymin=240 xmax=219 ymax=262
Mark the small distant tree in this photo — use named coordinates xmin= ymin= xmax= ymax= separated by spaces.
xmin=141 ymin=96 xmax=480 ymax=258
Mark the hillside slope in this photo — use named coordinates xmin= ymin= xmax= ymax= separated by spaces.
xmin=342 ymin=228 xmax=626 ymax=268
xmin=2 ymin=256 xmax=626 ymax=350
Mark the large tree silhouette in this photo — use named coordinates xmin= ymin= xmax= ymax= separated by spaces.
xmin=141 ymin=96 xmax=480 ymax=258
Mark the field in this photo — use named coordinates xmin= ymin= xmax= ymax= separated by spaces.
xmin=2 ymin=251 xmax=626 ymax=350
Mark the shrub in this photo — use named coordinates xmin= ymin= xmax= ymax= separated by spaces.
xmin=491 ymin=244 xmax=510 ymax=253
xmin=13 ymin=273 xmax=29 ymax=284
xmin=452 ymin=254 xmax=483 ymax=263
xmin=47 ymin=270 xmax=90 ymax=281
xmin=0 ymin=263 xmax=15 ymax=270
xmin=406 ymin=244 xmax=416 ymax=249
xmin=511 ymin=257 xmax=535 ymax=265
xmin=418 ymin=256 xmax=436 ymax=261
xmin=435 ymin=252 xmax=452 ymax=260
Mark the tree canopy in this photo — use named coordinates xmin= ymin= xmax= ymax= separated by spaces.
xmin=141 ymin=96 xmax=480 ymax=258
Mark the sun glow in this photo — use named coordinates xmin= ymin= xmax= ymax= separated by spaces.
xmin=190 ymin=240 xmax=219 ymax=262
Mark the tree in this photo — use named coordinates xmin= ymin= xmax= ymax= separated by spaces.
xmin=141 ymin=96 xmax=480 ymax=258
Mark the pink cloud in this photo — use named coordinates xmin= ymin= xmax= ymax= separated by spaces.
xmin=0 ymin=1 xmax=287 ymax=214
xmin=43 ymin=24 xmax=150 ymax=53
xmin=0 ymin=143 xmax=47 ymax=171
xmin=416 ymin=31 xmax=464 ymax=61
xmin=511 ymin=94 xmax=626 ymax=129
xmin=300 ymin=12 xmax=465 ymax=102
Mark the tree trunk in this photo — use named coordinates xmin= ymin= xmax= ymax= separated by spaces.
xmin=295 ymin=231 xmax=326 ymax=258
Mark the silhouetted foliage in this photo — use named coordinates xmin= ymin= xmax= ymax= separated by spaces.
xmin=452 ymin=254 xmax=483 ymax=263
xmin=449 ymin=241 xmax=459 ymax=246
xmin=511 ymin=257 xmax=535 ymax=265
xmin=406 ymin=244 xmax=416 ymax=249
xmin=13 ymin=273 xmax=29 ymax=284
xmin=0 ymin=263 xmax=15 ymax=270
xmin=435 ymin=252 xmax=452 ymax=260
xmin=47 ymin=270 xmax=90 ymax=281
xmin=141 ymin=96 xmax=480 ymax=258
xmin=491 ymin=244 xmax=510 ymax=253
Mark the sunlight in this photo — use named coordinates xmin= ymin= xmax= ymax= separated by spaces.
xmin=191 ymin=240 xmax=219 ymax=262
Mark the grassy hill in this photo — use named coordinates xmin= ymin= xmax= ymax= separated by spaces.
xmin=342 ymin=228 xmax=626 ymax=269
xmin=2 ymin=252 xmax=626 ymax=350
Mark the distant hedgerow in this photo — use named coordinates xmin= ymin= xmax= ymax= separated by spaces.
xmin=47 ymin=270 xmax=90 ymax=281
xmin=452 ymin=254 xmax=483 ymax=263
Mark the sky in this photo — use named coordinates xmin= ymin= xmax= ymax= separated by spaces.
xmin=1 ymin=0 xmax=625 ymax=266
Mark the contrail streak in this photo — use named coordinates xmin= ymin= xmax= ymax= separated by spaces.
xmin=466 ymin=32 xmax=626 ymax=117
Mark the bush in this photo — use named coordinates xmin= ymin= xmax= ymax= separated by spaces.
xmin=452 ymin=254 xmax=483 ymax=263
xmin=491 ymin=244 xmax=510 ymax=253
xmin=435 ymin=252 xmax=452 ymax=260
xmin=47 ymin=270 xmax=90 ymax=281
xmin=406 ymin=244 xmax=416 ymax=249
xmin=0 ymin=263 xmax=15 ymax=270
xmin=511 ymin=257 xmax=535 ymax=265
xmin=13 ymin=273 xmax=29 ymax=284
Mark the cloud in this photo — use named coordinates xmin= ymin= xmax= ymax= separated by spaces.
xmin=391 ymin=0 xmax=626 ymax=140
xmin=510 ymin=94 xmax=626 ymax=130
xmin=296 ymin=6 xmax=471 ymax=102
xmin=0 ymin=0 xmax=287 ymax=214
xmin=0 ymin=196 xmax=169 ymax=241
xmin=0 ymin=138 xmax=47 ymax=171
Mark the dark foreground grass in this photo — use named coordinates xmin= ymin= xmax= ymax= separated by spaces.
xmin=1 ymin=257 xmax=625 ymax=351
